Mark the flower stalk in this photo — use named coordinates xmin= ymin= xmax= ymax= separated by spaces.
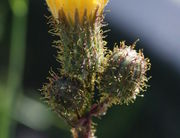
xmin=41 ymin=0 xmax=151 ymax=138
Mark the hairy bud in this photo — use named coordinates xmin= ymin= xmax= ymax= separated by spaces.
xmin=100 ymin=42 xmax=151 ymax=104
xmin=41 ymin=72 xmax=88 ymax=123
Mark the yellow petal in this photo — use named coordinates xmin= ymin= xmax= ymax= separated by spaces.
xmin=46 ymin=0 xmax=109 ymax=22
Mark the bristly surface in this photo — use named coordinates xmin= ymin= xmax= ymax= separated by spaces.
xmin=41 ymin=7 xmax=151 ymax=138
xmin=99 ymin=42 xmax=151 ymax=105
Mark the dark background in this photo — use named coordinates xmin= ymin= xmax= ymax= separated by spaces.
xmin=0 ymin=0 xmax=180 ymax=138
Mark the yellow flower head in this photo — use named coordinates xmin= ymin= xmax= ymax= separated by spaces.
xmin=46 ymin=0 xmax=108 ymax=22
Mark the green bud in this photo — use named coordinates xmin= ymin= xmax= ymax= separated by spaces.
xmin=41 ymin=71 xmax=87 ymax=123
xmin=100 ymin=42 xmax=150 ymax=104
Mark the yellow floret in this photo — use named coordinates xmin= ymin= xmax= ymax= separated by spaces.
xmin=46 ymin=0 xmax=108 ymax=22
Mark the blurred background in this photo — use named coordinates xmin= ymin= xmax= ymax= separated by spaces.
xmin=0 ymin=0 xmax=180 ymax=138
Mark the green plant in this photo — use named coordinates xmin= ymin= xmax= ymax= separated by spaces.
xmin=41 ymin=0 xmax=151 ymax=138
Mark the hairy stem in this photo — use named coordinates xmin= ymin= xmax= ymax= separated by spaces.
xmin=71 ymin=118 xmax=94 ymax=138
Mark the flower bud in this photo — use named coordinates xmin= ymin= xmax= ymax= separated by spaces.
xmin=41 ymin=72 xmax=87 ymax=120
xmin=100 ymin=42 xmax=150 ymax=104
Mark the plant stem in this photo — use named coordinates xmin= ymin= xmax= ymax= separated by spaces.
xmin=71 ymin=118 xmax=94 ymax=138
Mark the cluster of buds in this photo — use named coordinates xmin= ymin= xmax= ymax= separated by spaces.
xmin=41 ymin=0 xmax=151 ymax=138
